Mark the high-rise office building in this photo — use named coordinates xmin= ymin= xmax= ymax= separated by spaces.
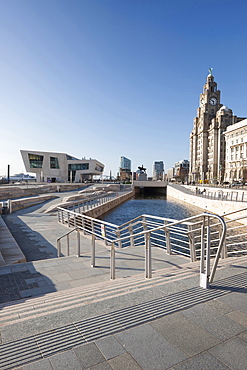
xmin=153 ymin=161 xmax=164 ymax=180
xmin=120 ymin=156 xmax=131 ymax=171
xmin=119 ymin=156 xmax=131 ymax=182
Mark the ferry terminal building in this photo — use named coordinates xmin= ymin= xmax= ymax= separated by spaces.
xmin=21 ymin=150 xmax=104 ymax=183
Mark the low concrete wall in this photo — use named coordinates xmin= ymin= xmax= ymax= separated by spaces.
xmin=167 ymin=185 xmax=247 ymax=225
xmin=0 ymin=216 xmax=26 ymax=265
xmin=10 ymin=195 xmax=58 ymax=212
xmin=84 ymin=190 xmax=134 ymax=218
xmin=0 ymin=183 xmax=88 ymax=201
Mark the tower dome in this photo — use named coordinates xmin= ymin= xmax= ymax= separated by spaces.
xmin=219 ymin=105 xmax=229 ymax=111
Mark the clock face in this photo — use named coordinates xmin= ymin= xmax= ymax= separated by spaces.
xmin=209 ymin=97 xmax=217 ymax=106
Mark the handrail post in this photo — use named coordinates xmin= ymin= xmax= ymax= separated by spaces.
xmin=57 ymin=240 xmax=61 ymax=257
xmin=220 ymin=216 xmax=227 ymax=259
xmin=91 ymin=234 xmax=96 ymax=267
xmin=200 ymin=215 xmax=205 ymax=269
xmin=145 ymin=232 xmax=152 ymax=278
xmin=116 ymin=229 xmax=122 ymax=248
xmin=66 ymin=234 xmax=70 ymax=256
xmin=164 ymin=221 xmax=172 ymax=255
xmin=128 ymin=224 xmax=134 ymax=247
xmin=110 ymin=242 xmax=115 ymax=279
xmin=142 ymin=216 xmax=147 ymax=231
xmin=91 ymin=219 xmax=94 ymax=236
xmin=206 ymin=225 xmax=211 ymax=278
xmin=82 ymin=215 xmax=86 ymax=235
xmin=200 ymin=216 xmax=210 ymax=289
xmin=101 ymin=224 xmax=107 ymax=246
xmin=188 ymin=224 xmax=196 ymax=262
xmin=142 ymin=216 xmax=147 ymax=247
xmin=77 ymin=229 xmax=80 ymax=257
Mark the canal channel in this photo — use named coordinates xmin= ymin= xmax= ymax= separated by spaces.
xmin=100 ymin=196 xmax=202 ymax=225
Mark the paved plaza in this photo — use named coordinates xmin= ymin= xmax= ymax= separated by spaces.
xmin=0 ymin=189 xmax=246 ymax=369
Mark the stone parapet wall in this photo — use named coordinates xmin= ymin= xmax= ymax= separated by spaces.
xmin=167 ymin=185 xmax=247 ymax=225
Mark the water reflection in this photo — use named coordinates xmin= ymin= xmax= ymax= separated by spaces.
xmin=100 ymin=197 xmax=201 ymax=225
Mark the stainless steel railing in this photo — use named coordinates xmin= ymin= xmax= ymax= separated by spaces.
xmin=108 ymin=212 xmax=226 ymax=287
xmin=60 ymin=191 xmax=120 ymax=213
xmin=195 ymin=189 xmax=247 ymax=202
xmin=57 ymin=207 xmax=229 ymax=288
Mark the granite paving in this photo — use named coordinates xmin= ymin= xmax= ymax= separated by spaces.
xmin=0 ymin=188 xmax=246 ymax=369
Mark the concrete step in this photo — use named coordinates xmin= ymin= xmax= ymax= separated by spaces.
xmin=0 ymin=260 xmax=200 ymax=326
xmin=1 ymin=254 xmax=245 ymax=329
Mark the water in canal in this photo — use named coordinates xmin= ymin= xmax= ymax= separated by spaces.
xmin=100 ymin=196 xmax=201 ymax=225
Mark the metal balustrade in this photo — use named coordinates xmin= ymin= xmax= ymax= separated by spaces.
xmin=195 ymin=189 xmax=247 ymax=202
xmin=57 ymin=207 xmax=234 ymax=288
xmin=222 ymin=207 xmax=247 ymax=256
xmin=60 ymin=191 xmax=120 ymax=213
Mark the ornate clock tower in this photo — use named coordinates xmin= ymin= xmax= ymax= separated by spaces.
xmin=189 ymin=69 xmax=239 ymax=183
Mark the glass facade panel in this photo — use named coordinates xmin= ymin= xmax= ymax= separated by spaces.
xmin=68 ymin=163 xmax=89 ymax=171
xmin=28 ymin=154 xmax=44 ymax=168
xmin=66 ymin=155 xmax=79 ymax=160
xmin=50 ymin=157 xmax=59 ymax=169
xmin=95 ymin=164 xmax=104 ymax=172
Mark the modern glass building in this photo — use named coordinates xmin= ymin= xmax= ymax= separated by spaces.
xmin=153 ymin=161 xmax=164 ymax=180
xmin=120 ymin=156 xmax=131 ymax=171
xmin=119 ymin=156 xmax=132 ymax=182
xmin=21 ymin=150 xmax=104 ymax=183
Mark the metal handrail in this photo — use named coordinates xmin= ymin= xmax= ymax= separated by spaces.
xmin=111 ymin=212 xmax=226 ymax=287
xmin=57 ymin=206 xmax=227 ymax=288
xmin=57 ymin=227 xmax=81 ymax=257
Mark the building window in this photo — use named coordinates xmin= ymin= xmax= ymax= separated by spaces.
xmin=28 ymin=154 xmax=44 ymax=168
xmin=66 ymin=155 xmax=79 ymax=160
xmin=68 ymin=163 xmax=89 ymax=171
xmin=95 ymin=165 xmax=104 ymax=172
xmin=50 ymin=157 xmax=59 ymax=169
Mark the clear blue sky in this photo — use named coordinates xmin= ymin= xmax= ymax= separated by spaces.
xmin=0 ymin=0 xmax=246 ymax=178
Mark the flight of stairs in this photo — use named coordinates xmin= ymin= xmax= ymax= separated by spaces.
xmin=1 ymin=254 xmax=246 ymax=330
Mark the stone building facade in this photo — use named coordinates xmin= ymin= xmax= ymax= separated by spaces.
xmin=189 ymin=71 xmax=245 ymax=183
xmin=224 ymin=118 xmax=247 ymax=183
xmin=174 ymin=160 xmax=189 ymax=182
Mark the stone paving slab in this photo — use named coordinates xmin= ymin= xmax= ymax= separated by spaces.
xmin=1 ymin=190 xmax=247 ymax=369
xmin=150 ymin=312 xmax=221 ymax=357
xmin=0 ymin=272 xmax=245 ymax=370
xmin=209 ymin=337 xmax=247 ymax=370
xmin=182 ymin=302 xmax=245 ymax=341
